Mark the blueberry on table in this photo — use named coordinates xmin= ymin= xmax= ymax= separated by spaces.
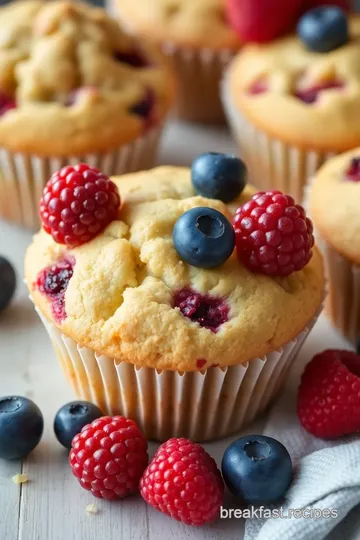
xmin=297 ymin=6 xmax=348 ymax=53
xmin=54 ymin=401 xmax=103 ymax=449
xmin=221 ymin=435 xmax=293 ymax=504
xmin=0 ymin=256 xmax=16 ymax=313
xmin=191 ymin=153 xmax=247 ymax=203
xmin=173 ymin=207 xmax=235 ymax=269
xmin=0 ymin=396 xmax=43 ymax=460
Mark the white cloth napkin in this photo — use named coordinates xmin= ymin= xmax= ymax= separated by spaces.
xmin=244 ymin=383 xmax=360 ymax=540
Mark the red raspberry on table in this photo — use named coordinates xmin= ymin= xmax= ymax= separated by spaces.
xmin=140 ymin=438 xmax=224 ymax=526
xmin=69 ymin=416 xmax=148 ymax=500
xmin=298 ymin=350 xmax=360 ymax=438
xmin=233 ymin=190 xmax=314 ymax=276
xmin=40 ymin=164 xmax=121 ymax=247
xmin=226 ymin=0 xmax=303 ymax=43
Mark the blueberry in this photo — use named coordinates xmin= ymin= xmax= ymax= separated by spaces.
xmin=173 ymin=207 xmax=235 ymax=269
xmin=191 ymin=153 xmax=247 ymax=203
xmin=54 ymin=401 xmax=103 ymax=449
xmin=0 ymin=396 xmax=43 ymax=460
xmin=297 ymin=6 xmax=348 ymax=53
xmin=0 ymin=256 xmax=16 ymax=313
xmin=221 ymin=435 xmax=293 ymax=504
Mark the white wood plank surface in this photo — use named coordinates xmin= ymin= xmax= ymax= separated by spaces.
xmin=0 ymin=121 xmax=348 ymax=540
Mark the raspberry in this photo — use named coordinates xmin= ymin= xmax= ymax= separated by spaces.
xmin=173 ymin=288 xmax=229 ymax=333
xmin=69 ymin=416 xmax=148 ymax=500
xmin=226 ymin=0 xmax=303 ymax=43
xmin=40 ymin=164 xmax=121 ymax=247
xmin=0 ymin=91 xmax=16 ymax=116
xmin=233 ymin=190 xmax=314 ymax=276
xmin=36 ymin=257 xmax=75 ymax=322
xmin=297 ymin=350 xmax=360 ymax=438
xmin=140 ymin=438 xmax=224 ymax=526
xmin=345 ymin=157 xmax=360 ymax=182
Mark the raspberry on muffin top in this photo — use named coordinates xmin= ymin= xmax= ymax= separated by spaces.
xmin=113 ymin=0 xmax=241 ymax=50
xmin=0 ymin=1 xmax=175 ymax=155
xmin=25 ymin=165 xmax=324 ymax=372
xmin=226 ymin=15 xmax=360 ymax=151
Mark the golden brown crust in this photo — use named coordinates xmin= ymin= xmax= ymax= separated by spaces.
xmin=310 ymin=148 xmax=360 ymax=264
xmin=112 ymin=0 xmax=241 ymax=51
xmin=226 ymin=17 xmax=360 ymax=152
xmin=25 ymin=167 xmax=324 ymax=371
xmin=0 ymin=1 xmax=175 ymax=155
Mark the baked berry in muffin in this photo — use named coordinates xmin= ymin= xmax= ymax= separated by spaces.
xmin=25 ymin=155 xmax=324 ymax=440
xmin=0 ymin=1 xmax=175 ymax=229
xmin=110 ymin=0 xmax=241 ymax=123
xmin=222 ymin=7 xmax=360 ymax=202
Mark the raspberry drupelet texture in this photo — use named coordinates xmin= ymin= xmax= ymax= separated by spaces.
xmin=140 ymin=438 xmax=224 ymax=526
xmin=40 ymin=164 xmax=121 ymax=247
xmin=233 ymin=190 xmax=314 ymax=276
xmin=297 ymin=350 xmax=360 ymax=438
xmin=69 ymin=416 xmax=148 ymax=500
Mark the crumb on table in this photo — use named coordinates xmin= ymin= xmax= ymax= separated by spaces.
xmin=86 ymin=504 xmax=98 ymax=515
xmin=12 ymin=473 xmax=29 ymax=485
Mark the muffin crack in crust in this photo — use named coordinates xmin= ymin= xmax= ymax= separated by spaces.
xmin=26 ymin=167 xmax=324 ymax=371
xmin=0 ymin=1 xmax=174 ymax=155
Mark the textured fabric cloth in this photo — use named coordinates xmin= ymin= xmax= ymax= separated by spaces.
xmin=244 ymin=384 xmax=360 ymax=540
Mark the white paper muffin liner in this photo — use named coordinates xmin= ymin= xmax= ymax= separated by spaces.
xmin=221 ymin=75 xmax=337 ymax=202
xmin=34 ymin=306 xmax=319 ymax=442
xmin=0 ymin=124 xmax=162 ymax=230
xmin=320 ymin=239 xmax=360 ymax=343
xmin=161 ymin=43 xmax=234 ymax=124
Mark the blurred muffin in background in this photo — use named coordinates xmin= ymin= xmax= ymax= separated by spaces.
xmin=109 ymin=0 xmax=241 ymax=124
xmin=310 ymin=149 xmax=360 ymax=344
xmin=0 ymin=1 xmax=175 ymax=229
xmin=222 ymin=6 xmax=360 ymax=202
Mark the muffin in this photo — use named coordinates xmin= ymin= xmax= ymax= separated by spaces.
xmin=0 ymin=1 xmax=175 ymax=229
xmin=109 ymin=0 xmax=241 ymax=123
xmin=222 ymin=9 xmax=360 ymax=202
xmin=310 ymin=149 xmax=360 ymax=343
xmin=25 ymin=158 xmax=324 ymax=442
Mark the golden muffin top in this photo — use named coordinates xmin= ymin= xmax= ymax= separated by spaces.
xmin=25 ymin=166 xmax=324 ymax=372
xmin=113 ymin=0 xmax=241 ymax=51
xmin=310 ymin=148 xmax=360 ymax=263
xmin=0 ymin=1 xmax=175 ymax=155
xmin=226 ymin=16 xmax=360 ymax=151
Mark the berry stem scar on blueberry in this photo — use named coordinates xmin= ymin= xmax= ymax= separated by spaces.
xmin=196 ymin=215 xmax=225 ymax=238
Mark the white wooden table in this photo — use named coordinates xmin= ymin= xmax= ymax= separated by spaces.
xmin=0 ymin=121 xmax=349 ymax=540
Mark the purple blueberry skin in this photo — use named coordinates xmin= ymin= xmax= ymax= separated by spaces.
xmin=297 ymin=6 xmax=348 ymax=53
xmin=221 ymin=435 xmax=293 ymax=504
xmin=0 ymin=396 xmax=43 ymax=460
xmin=54 ymin=401 xmax=103 ymax=449
xmin=173 ymin=207 xmax=235 ymax=269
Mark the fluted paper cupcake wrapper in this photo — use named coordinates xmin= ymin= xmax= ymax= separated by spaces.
xmin=0 ymin=124 xmax=162 ymax=230
xmin=221 ymin=74 xmax=336 ymax=202
xmin=161 ymin=43 xmax=234 ymax=124
xmin=34 ymin=305 xmax=319 ymax=442
xmin=321 ymin=239 xmax=360 ymax=343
